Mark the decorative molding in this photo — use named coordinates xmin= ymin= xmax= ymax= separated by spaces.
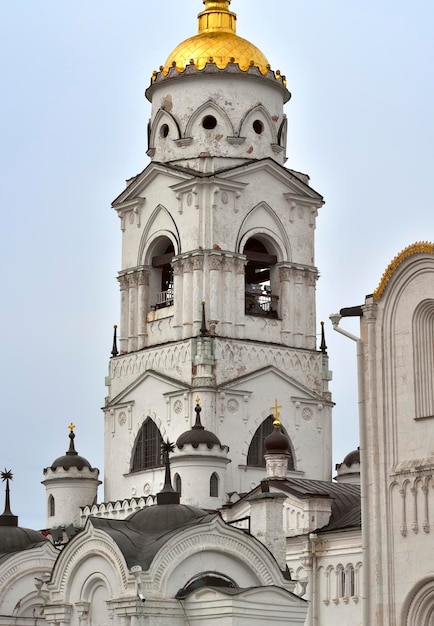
xmin=111 ymin=342 xmax=191 ymax=381
xmin=373 ymin=241 xmax=434 ymax=300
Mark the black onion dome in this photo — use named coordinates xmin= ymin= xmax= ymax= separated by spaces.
xmin=127 ymin=503 xmax=207 ymax=532
xmin=176 ymin=401 xmax=223 ymax=449
xmin=0 ymin=469 xmax=47 ymax=556
xmin=177 ymin=428 xmax=222 ymax=448
xmin=342 ymin=448 xmax=360 ymax=467
xmin=265 ymin=419 xmax=290 ymax=454
xmin=0 ymin=526 xmax=47 ymax=556
xmin=46 ymin=428 xmax=93 ymax=471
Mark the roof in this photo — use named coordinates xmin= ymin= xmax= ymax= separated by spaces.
xmin=90 ymin=509 xmax=216 ymax=570
xmin=234 ymin=478 xmax=361 ymax=534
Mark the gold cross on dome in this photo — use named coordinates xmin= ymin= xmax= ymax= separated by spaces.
xmin=271 ymin=399 xmax=282 ymax=420
xmin=195 ymin=395 xmax=201 ymax=405
xmin=68 ymin=422 xmax=76 ymax=432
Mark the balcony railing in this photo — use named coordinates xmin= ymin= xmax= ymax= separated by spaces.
xmin=156 ymin=288 xmax=174 ymax=309
xmin=245 ymin=290 xmax=279 ymax=318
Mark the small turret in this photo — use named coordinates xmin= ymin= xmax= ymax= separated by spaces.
xmin=42 ymin=424 xmax=101 ymax=529
xmin=334 ymin=448 xmax=361 ymax=484
xmin=171 ymin=397 xmax=230 ymax=509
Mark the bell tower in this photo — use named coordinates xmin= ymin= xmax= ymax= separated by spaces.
xmin=103 ymin=0 xmax=332 ymax=509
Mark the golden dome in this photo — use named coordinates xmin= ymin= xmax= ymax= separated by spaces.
xmin=162 ymin=0 xmax=270 ymax=75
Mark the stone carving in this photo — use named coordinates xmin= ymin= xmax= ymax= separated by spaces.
xmin=227 ymin=399 xmax=239 ymax=414
xmin=302 ymin=407 xmax=313 ymax=421
xmin=111 ymin=342 xmax=191 ymax=380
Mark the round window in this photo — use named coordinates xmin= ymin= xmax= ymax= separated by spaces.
xmin=202 ymin=115 xmax=217 ymax=129
xmin=253 ymin=120 xmax=264 ymax=134
xmin=160 ymin=124 xmax=169 ymax=138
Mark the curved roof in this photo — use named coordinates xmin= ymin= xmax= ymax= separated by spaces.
xmin=342 ymin=448 xmax=360 ymax=467
xmin=264 ymin=420 xmax=291 ymax=454
xmin=176 ymin=401 xmax=225 ymax=449
xmin=373 ymin=242 xmax=434 ymax=300
xmin=0 ymin=526 xmax=47 ymax=558
xmin=46 ymin=428 xmax=93 ymax=472
xmin=0 ymin=470 xmax=47 ymax=557
xmin=126 ymin=503 xmax=208 ymax=532
xmin=160 ymin=1 xmax=272 ymax=77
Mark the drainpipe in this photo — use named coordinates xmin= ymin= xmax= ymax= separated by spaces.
xmin=329 ymin=313 xmax=369 ymax=626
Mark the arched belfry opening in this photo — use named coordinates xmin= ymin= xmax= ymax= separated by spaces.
xmin=150 ymin=239 xmax=175 ymax=309
xmin=243 ymin=237 xmax=278 ymax=317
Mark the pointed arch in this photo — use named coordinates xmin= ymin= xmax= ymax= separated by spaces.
xmin=137 ymin=204 xmax=180 ymax=266
xmin=239 ymin=104 xmax=278 ymax=143
xmin=185 ymin=100 xmax=235 ymax=139
xmin=174 ymin=473 xmax=182 ymax=495
xmin=210 ymin=472 xmax=219 ymax=497
xmin=131 ymin=417 xmax=164 ymax=471
xmin=48 ymin=494 xmax=55 ymax=517
xmin=247 ymin=415 xmax=294 ymax=469
xmin=149 ymin=108 xmax=181 ymax=151
xmin=236 ymin=202 xmax=290 ymax=262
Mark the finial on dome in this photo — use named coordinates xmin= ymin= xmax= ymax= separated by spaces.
xmin=157 ymin=440 xmax=179 ymax=505
xmin=198 ymin=0 xmax=236 ymax=35
xmin=270 ymin=399 xmax=282 ymax=424
xmin=67 ymin=424 xmax=78 ymax=456
xmin=193 ymin=397 xmax=205 ymax=430
xmin=0 ymin=468 xmax=18 ymax=526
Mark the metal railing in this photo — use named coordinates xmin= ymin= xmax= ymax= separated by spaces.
xmin=156 ymin=288 xmax=174 ymax=308
xmin=245 ymin=291 xmax=279 ymax=318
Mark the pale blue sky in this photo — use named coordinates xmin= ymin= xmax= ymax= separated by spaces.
xmin=1 ymin=0 xmax=433 ymax=529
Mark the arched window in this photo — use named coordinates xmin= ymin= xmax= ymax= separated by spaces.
xmin=337 ymin=565 xmax=346 ymax=598
xmin=152 ymin=242 xmax=174 ymax=308
xmin=210 ymin=472 xmax=219 ymax=497
xmin=243 ymin=238 xmax=278 ymax=318
xmin=247 ymin=415 xmax=294 ymax=468
xmin=348 ymin=565 xmax=356 ymax=597
xmin=48 ymin=494 xmax=55 ymax=517
xmin=413 ymin=300 xmax=434 ymax=418
xmin=131 ymin=418 xmax=164 ymax=471
xmin=174 ymin=473 xmax=182 ymax=495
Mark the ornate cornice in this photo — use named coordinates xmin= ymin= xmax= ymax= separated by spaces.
xmin=373 ymin=242 xmax=434 ymax=301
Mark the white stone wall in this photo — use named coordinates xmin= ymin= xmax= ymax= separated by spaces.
xmin=361 ymin=250 xmax=434 ymax=626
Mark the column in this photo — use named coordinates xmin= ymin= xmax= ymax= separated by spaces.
xmin=234 ymin=256 xmax=246 ymax=339
xmin=117 ymin=274 xmax=129 ymax=354
xmin=172 ymin=258 xmax=183 ymax=340
xmin=182 ymin=257 xmax=193 ymax=339
xmin=128 ymin=272 xmax=138 ymax=352
xmin=306 ymin=269 xmax=318 ymax=349
xmin=278 ymin=265 xmax=291 ymax=345
xmin=137 ymin=268 xmax=150 ymax=350
xmin=192 ymin=254 xmax=204 ymax=335
xmin=208 ymin=253 xmax=222 ymax=329
xmin=222 ymin=255 xmax=234 ymax=336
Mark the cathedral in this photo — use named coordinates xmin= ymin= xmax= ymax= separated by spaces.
xmin=1 ymin=2 xmax=434 ymax=625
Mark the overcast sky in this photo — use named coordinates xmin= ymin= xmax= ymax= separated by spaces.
xmin=1 ymin=0 xmax=433 ymax=529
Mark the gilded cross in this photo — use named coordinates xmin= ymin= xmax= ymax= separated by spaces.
xmin=271 ymin=399 xmax=282 ymax=420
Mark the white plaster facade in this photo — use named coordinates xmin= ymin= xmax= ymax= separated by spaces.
xmin=356 ymin=244 xmax=434 ymax=626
